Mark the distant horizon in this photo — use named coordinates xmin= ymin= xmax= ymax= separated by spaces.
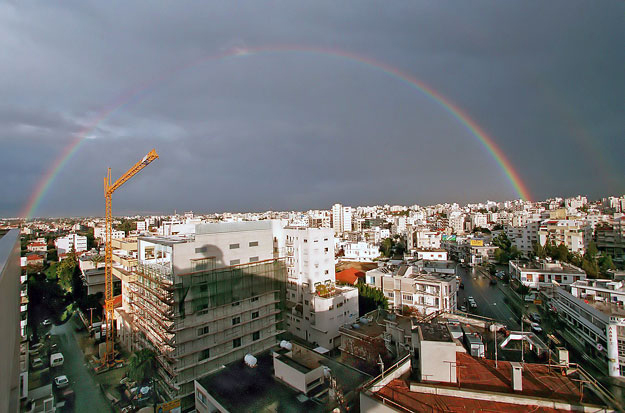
xmin=6 ymin=192 xmax=623 ymax=221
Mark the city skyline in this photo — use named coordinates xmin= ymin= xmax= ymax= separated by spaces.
xmin=1 ymin=1 xmax=624 ymax=217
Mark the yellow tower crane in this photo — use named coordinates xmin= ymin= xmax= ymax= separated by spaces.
xmin=103 ymin=149 xmax=159 ymax=366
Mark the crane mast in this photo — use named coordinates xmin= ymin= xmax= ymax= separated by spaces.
xmin=103 ymin=149 xmax=158 ymax=366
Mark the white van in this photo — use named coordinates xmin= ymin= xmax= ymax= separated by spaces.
xmin=50 ymin=352 xmax=64 ymax=367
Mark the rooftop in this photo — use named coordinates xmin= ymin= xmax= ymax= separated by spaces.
xmin=512 ymin=259 xmax=585 ymax=274
xmin=372 ymin=353 xmax=604 ymax=412
xmin=414 ymin=320 xmax=452 ymax=342
xmin=197 ymin=348 xmax=370 ymax=412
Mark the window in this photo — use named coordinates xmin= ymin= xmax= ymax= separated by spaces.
xmin=195 ymin=303 xmax=208 ymax=313
xmin=253 ymin=331 xmax=260 ymax=341
xmin=233 ymin=338 xmax=241 ymax=348
xmin=195 ymin=246 xmax=207 ymax=253
xmin=197 ymin=326 xmax=209 ymax=336
xmin=230 ymin=259 xmax=240 ymax=265
xmin=197 ymin=390 xmax=208 ymax=406
xmin=199 ymin=348 xmax=210 ymax=361
xmin=232 ymin=301 xmax=240 ymax=307
xmin=229 ymin=243 xmax=240 ymax=249
xmin=249 ymin=256 xmax=259 ymax=262
xmin=304 ymin=239 xmax=308 ymax=243
xmin=200 ymin=284 xmax=208 ymax=292
xmin=249 ymin=241 xmax=259 ymax=247
xmin=324 ymin=247 xmax=329 ymax=253
xmin=252 ymin=311 xmax=259 ymax=319
xmin=251 ymin=296 xmax=259 ymax=302
xmin=232 ymin=316 xmax=241 ymax=325
xmin=325 ymin=270 xmax=329 ymax=275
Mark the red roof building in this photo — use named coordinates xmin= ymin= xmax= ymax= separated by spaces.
xmin=336 ymin=268 xmax=365 ymax=285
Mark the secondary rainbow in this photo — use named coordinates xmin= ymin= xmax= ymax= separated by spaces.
xmin=22 ymin=45 xmax=532 ymax=218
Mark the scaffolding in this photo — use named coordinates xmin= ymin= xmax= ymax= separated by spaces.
xmin=126 ymin=258 xmax=287 ymax=397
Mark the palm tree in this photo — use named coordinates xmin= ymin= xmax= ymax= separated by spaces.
xmin=127 ymin=349 xmax=157 ymax=385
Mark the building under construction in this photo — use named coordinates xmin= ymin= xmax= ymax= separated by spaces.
xmin=113 ymin=221 xmax=286 ymax=408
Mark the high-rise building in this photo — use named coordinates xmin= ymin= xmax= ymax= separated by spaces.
xmin=283 ymin=227 xmax=358 ymax=349
xmin=332 ymin=203 xmax=353 ymax=234
xmin=115 ymin=221 xmax=286 ymax=409
xmin=0 ymin=229 xmax=23 ymax=412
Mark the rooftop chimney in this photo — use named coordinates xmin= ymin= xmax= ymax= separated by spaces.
xmin=510 ymin=362 xmax=523 ymax=392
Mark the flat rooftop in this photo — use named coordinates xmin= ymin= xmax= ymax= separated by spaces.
xmin=414 ymin=320 xmax=452 ymax=342
xmin=197 ymin=349 xmax=370 ymax=412
xmin=513 ymin=260 xmax=585 ymax=274
xmin=198 ymin=352 xmax=324 ymax=413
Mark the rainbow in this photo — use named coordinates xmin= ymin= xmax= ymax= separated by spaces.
xmin=22 ymin=45 xmax=532 ymax=219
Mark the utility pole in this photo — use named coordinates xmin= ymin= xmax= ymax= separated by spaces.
xmin=494 ymin=325 xmax=498 ymax=368
xmin=87 ymin=307 xmax=96 ymax=331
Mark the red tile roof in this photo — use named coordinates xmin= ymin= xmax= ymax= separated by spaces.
xmin=336 ymin=268 xmax=365 ymax=285
xmin=373 ymin=353 xmax=596 ymax=413
xmin=377 ymin=379 xmax=568 ymax=412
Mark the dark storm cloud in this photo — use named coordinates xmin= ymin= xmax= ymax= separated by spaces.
xmin=0 ymin=0 xmax=623 ymax=217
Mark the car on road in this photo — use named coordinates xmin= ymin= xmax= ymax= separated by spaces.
xmin=459 ymin=305 xmax=467 ymax=312
xmin=54 ymin=375 xmax=69 ymax=388
xmin=531 ymin=323 xmax=543 ymax=333
xmin=42 ymin=319 xmax=52 ymax=326
xmin=530 ymin=312 xmax=541 ymax=322
xmin=50 ymin=352 xmax=64 ymax=367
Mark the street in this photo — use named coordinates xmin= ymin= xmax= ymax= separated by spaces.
xmin=457 ymin=265 xmax=521 ymax=330
xmin=51 ymin=314 xmax=112 ymax=412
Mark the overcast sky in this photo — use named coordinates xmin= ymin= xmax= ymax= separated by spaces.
xmin=1 ymin=1 xmax=623 ymax=217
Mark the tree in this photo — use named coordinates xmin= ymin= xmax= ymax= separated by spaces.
xmin=357 ymin=284 xmax=388 ymax=315
xmin=598 ymin=254 xmax=616 ymax=275
xmin=127 ymin=349 xmax=157 ymax=385
xmin=56 ymin=248 xmax=78 ymax=291
xmin=379 ymin=238 xmax=393 ymax=258
xmin=555 ymin=243 xmax=569 ymax=262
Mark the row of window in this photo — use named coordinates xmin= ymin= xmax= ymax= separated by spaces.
xmin=230 ymin=241 xmax=259 ymax=249
xmin=198 ymin=332 xmax=262 ymax=361
xmin=229 ymin=256 xmax=259 ymax=265
xmin=197 ymin=311 xmax=261 ymax=336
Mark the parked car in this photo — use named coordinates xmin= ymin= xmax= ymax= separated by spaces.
xmin=459 ymin=305 xmax=467 ymax=312
xmin=54 ymin=375 xmax=69 ymax=389
xmin=530 ymin=312 xmax=541 ymax=322
xmin=31 ymin=357 xmax=44 ymax=369
xmin=42 ymin=319 xmax=52 ymax=326
xmin=531 ymin=323 xmax=543 ymax=334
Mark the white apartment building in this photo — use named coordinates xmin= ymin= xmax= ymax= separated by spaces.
xmin=136 ymin=221 xmax=147 ymax=232
xmin=283 ymin=227 xmax=359 ymax=349
xmin=408 ymin=229 xmax=441 ymax=250
xmin=55 ymin=233 xmax=87 ymax=255
xmin=448 ymin=212 xmax=466 ymax=235
xmin=505 ymin=219 xmax=541 ymax=255
xmin=552 ymin=280 xmax=625 ymax=377
xmin=509 ymin=259 xmax=586 ymax=289
xmin=415 ymin=248 xmax=448 ymax=261
xmin=339 ymin=241 xmax=380 ymax=262
xmin=366 ymin=266 xmax=457 ymax=315
xmin=332 ymin=203 xmax=353 ymax=234
xmin=94 ymin=226 xmax=126 ymax=241
xmin=538 ymin=219 xmax=592 ymax=254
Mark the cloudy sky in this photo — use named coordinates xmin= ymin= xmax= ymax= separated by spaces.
xmin=1 ymin=1 xmax=623 ymax=217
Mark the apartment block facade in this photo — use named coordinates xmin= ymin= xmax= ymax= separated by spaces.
xmin=115 ymin=221 xmax=286 ymax=408
xmin=283 ymin=227 xmax=359 ymax=349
